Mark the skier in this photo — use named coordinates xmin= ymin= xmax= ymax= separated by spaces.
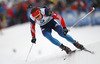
xmin=29 ymin=7 xmax=85 ymax=54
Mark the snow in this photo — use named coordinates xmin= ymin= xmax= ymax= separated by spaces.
xmin=0 ymin=22 xmax=100 ymax=64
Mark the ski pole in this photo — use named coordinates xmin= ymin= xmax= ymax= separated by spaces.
xmin=25 ymin=43 xmax=34 ymax=62
xmin=69 ymin=7 xmax=95 ymax=30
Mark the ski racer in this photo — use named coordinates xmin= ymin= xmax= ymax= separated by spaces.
xmin=29 ymin=7 xmax=85 ymax=54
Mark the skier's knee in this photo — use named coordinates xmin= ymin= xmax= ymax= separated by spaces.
xmin=42 ymin=32 xmax=52 ymax=40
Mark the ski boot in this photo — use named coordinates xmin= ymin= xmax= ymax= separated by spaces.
xmin=60 ymin=44 xmax=72 ymax=54
xmin=73 ymin=41 xmax=85 ymax=50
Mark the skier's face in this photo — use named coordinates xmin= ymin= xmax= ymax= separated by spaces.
xmin=35 ymin=13 xmax=42 ymax=21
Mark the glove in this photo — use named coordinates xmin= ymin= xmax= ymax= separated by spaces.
xmin=31 ymin=37 xmax=36 ymax=44
xmin=63 ymin=27 xmax=69 ymax=35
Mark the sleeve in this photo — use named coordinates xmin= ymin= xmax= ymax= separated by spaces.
xmin=52 ymin=12 xmax=66 ymax=28
xmin=30 ymin=18 xmax=36 ymax=37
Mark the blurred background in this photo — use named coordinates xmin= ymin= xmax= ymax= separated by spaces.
xmin=0 ymin=0 xmax=100 ymax=64
xmin=0 ymin=0 xmax=100 ymax=30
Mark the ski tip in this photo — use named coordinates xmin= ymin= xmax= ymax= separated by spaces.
xmin=84 ymin=49 xmax=95 ymax=54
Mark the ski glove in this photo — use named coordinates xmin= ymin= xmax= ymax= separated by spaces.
xmin=63 ymin=27 xmax=69 ymax=35
xmin=31 ymin=37 xmax=36 ymax=44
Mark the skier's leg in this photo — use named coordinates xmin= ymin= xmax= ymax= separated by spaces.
xmin=73 ymin=41 xmax=85 ymax=50
xmin=53 ymin=25 xmax=85 ymax=50
xmin=41 ymin=28 xmax=72 ymax=54
xmin=41 ymin=28 xmax=61 ymax=46
xmin=53 ymin=25 xmax=75 ymax=44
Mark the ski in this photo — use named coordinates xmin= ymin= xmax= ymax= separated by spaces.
xmin=64 ymin=49 xmax=95 ymax=60
xmin=64 ymin=50 xmax=76 ymax=60
xmin=75 ymin=49 xmax=95 ymax=54
xmin=83 ymin=49 xmax=95 ymax=54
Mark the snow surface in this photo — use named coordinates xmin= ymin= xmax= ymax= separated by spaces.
xmin=0 ymin=22 xmax=100 ymax=64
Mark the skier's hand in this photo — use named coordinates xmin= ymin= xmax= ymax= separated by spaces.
xmin=63 ymin=27 xmax=69 ymax=35
xmin=31 ymin=37 xmax=36 ymax=44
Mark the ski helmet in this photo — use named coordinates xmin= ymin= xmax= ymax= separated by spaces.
xmin=31 ymin=9 xmax=40 ymax=17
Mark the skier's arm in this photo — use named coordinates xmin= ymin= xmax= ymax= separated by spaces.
xmin=52 ymin=12 xmax=66 ymax=28
xmin=30 ymin=18 xmax=35 ymax=37
xmin=52 ymin=12 xmax=69 ymax=35
xmin=31 ymin=25 xmax=36 ymax=44
xmin=44 ymin=8 xmax=68 ymax=35
xmin=31 ymin=24 xmax=35 ymax=37
xmin=30 ymin=18 xmax=36 ymax=43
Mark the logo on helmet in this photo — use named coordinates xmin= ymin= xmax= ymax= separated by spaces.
xmin=33 ymin=13 xmax=36 ymax=15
